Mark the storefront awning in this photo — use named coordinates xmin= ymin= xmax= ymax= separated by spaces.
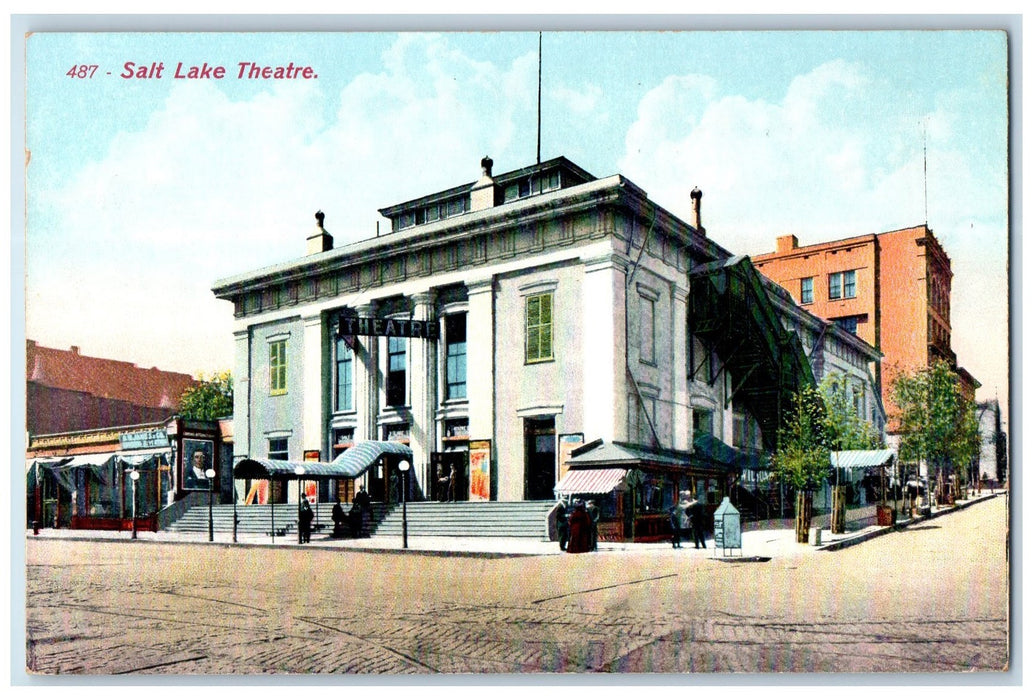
xmin=567 ymin=440 xmax=690 ymax=469
xmin=235 ymin=441 xmax=414 ymax=480
xmin=830 ymin=450 xmax=895 ymax=470
xmin=554 ymin=468 xmax=629 ymax=495
xmin=119 ymin=449 xmax=171 ymax=466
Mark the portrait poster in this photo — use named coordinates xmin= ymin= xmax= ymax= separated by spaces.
xmin=468 ymin=439 xmax=491 ymax=501
xmin=181 ymin=439 xmax=214 ymax=491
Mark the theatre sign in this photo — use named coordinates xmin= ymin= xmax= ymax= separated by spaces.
xmin=338 ymin=315 xmax=439 ymax=340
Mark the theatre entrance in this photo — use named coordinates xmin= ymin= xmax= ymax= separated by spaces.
xmin=524 ymin=417 xmax=556 ymax=500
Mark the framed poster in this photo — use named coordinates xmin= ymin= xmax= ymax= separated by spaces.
xmin=181 ymin=439 xmax=214 ymax=491
xmin=468 ymin=439 xmax=491 ymax=501
xmin=557 ymin=432 xmax=584 ymax=483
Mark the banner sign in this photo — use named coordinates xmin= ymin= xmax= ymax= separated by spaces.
xmin=338 ymin=316 xmax=439 ymax=340
xmin=469 ymin=440 xmax=491 ymax=501
xmin=119 ymin=429 xmax=170 ymax=451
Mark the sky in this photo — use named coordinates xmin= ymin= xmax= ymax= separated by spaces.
xmin=22 ymin=28 xmax=1010 ymax=424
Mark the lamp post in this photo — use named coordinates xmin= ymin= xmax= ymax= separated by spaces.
xmin=129 ymin=469 xmax=140 ymax=540
xmin=398 ymin=460 xmax=410 ymax=549
xmin=295 ymin=466 xmax=306 ymax=545
xmin=205 ymin=468 xmax=216 ymax=542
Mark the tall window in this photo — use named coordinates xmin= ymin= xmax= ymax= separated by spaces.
xmin=640 ymin=294 xmax=656 ymax=364
xmin=801 ymin=277 xmax=814 ymax=304
xmin=268 ymin=438 xmax=288 ymax=460
xmin=693 ymin=409 xmax=714 ymax=438
xmin=445 ymin=314 xmax=467 ymax=400
xmin=829 ymin=270 xmax=857 ymax=300
xmin=386 ymin=336 xmax=407 ymax=406
xmin=335 ymin=337 xmax=353 ymax=412
xmin=525 ymin=293 xmax=554 ymax=363
xmin=269 ymin=340 xmax=287 ymax=395
xmin=834 ymin=316 xmax=860 ymax=335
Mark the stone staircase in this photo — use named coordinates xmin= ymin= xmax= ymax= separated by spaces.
xmin=162 ymin=500 xmax=555 ymax=539
xmin=370 ymin=500 xmax=555 ymax=538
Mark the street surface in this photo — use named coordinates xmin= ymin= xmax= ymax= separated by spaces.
xmin=24 ymin=496 xmax=1008 ymax=675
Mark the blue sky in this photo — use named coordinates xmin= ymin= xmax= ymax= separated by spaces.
xmin=23 ymin=29 xmax=1010 ymax=420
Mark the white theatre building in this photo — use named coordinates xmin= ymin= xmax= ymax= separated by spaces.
xmin=213 ymin=155 xmax=882 ymax=530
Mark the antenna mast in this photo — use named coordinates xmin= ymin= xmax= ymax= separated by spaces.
xmin=536 ymin=31 xmax=542 ymax=165
xmin=923 ymin=119 xmax=929 ymax=226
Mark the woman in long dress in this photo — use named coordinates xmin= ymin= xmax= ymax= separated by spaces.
xmin=566 ymin=501 xmax=593 ymax=554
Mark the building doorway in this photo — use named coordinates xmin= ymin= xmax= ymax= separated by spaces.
xmin=431 ymin=451 xmax=468 ymax=501
xmin=524 ymin=417 xmax=556 ymax=500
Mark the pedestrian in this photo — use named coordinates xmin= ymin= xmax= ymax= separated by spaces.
xmin=687 ymin=496 xmax=706 ymax=549
xmin=669 ymin=506 xmax=682 ymax=549
xmin=353 ymin=484 xmax=372 ymax=537
xmin=298 ymin=498 xmax=314 ymax=543
xmin=548 ymin=499 xmax=569 ymax=551
xmin=906 ymin=478 xmax=919 ymax=517
xmin=586 ymin=499 xmax=600 ymax=551
xmin=331 ymin=498 xmax=347 ymax=538
xmin=565 ymin=501 xmax=593 ymax=554
xmin=348 ymin=502 xmax=363 ymax=538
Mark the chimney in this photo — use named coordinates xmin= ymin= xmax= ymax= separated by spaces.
xmin=470 ymin=155 xmax=501 ymax=212
xmin=70 ymin=345 xmax=80 ymax=355
xmin=776 ymin=234 xmax=799 ymax=254
xmin=690 ymin=187 xmax=705 ymax=236
xmin=306 ymin=210 xmax=334 ymax=255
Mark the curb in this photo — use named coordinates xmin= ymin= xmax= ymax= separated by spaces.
xmin=817 ymin=492 xmax=999 ymax=552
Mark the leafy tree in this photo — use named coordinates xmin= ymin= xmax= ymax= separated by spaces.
xmin=892 ymin=361 xmax=980 ymax=503
xmin=819 ymin=372 xmax=884 ymax=451
xmin=178 ymin=371 xmax=233 ymax=421
xmin=770 ymin=386 xmax=831 ymax=542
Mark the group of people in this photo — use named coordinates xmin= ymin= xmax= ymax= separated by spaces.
xmin=330 ymin=486 xmax=371 ymax=539
xmin=297 ymin=485 xmax=374 ymax=544
xmin=669 ymin=496 xmax=707 ymax=549
xmin=551 ymin=498 xmax=600 ymax=554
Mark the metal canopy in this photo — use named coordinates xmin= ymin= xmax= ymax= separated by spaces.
xmin=690 ymin=256 xmax=815 ymax=450
xmin=234 ymin=441 xmax=414 ymax=481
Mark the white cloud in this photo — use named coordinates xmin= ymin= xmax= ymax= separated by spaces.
xmin=26 ymin=34 xmax=539 ymax=375
xmin=618 ymin=60 xmax=1009 ymax=409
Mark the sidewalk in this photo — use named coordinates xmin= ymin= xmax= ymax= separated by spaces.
xmin=26 ymin=492 xmax=1001 ymax=559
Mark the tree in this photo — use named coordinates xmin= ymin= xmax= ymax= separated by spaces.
xmin=892 ymin=361 xmax=980 ymax=505
xmin=770 ymin=386 xmax=831 ymax=543
xmin=819 ymin=372 xmax=884 ymax=451
xmin=178 ymin=371 xmax=233 ymax=421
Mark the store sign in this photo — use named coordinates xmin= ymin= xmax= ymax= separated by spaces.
xmin=119 ymin=429 xmax=170 ymax=451
xmin=338 ymin=316 xmax=439 ymax=340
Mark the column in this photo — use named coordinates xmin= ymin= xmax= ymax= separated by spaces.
xmin=672 ymin=284 xmax=691 ymax=451
xmin=408 ymin=291 xmax=437 ymax=498
xmin=232 ymin=328 xmax=251 ymax=459
xmin=352 ymin=303 xmax=378 ymax=442
xmin=232 ymin=328 xmax=251 ymax=507
xmin=582 ymin=252 xmax=628 ymax=442
xmin=301 ymin=312 xmax=325 ymax=458
xmin=465 ymin=278 xmax=495 ymax=441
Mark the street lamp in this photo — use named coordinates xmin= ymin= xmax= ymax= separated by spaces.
xmin=129 ymin=469 xmax=140 ymax=540
xmin=398 ymin=460 xmax=410 ymax=549
xmin=205 ymin=468 xmax=216 ymax=542
xmin=294 ymin=466 xmax=306 ymax=545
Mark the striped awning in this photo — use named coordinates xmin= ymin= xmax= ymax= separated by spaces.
xmin=553 ymin=468 xmax=629 ymax=496
xmin=830 ymin=450 xmax=895 ymax=470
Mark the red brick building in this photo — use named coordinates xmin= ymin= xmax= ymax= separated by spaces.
xmin=26 ymin=340 xmax=198 ymax=436
xmin=752 ymin=225 xmax=978 ymax=428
